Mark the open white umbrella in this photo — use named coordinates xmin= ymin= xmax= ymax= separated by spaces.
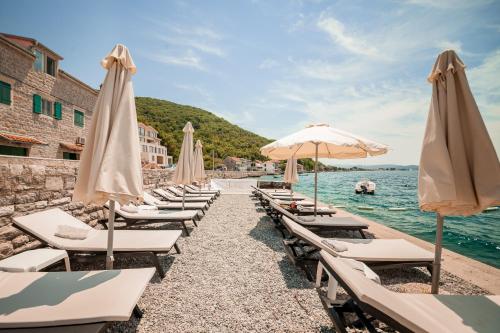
xmin=173 ymin=122 xmax=195 ymax=209
xmin=73 ymin=44 xmax=141 ymax=269
xmin=261 ymin=124 xmax=388 ymax=215
xmin=283 ymin=156 xmax=299 ymax=200
xmin=193 ymin=139 xmax=207 ymax=190
xmin=419 ymin=50 xmax=500 ymax=294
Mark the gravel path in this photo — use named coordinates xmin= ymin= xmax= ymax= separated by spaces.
xmin=112 ymin=194 xmax=333 ymax=332
xmin=101 ymin=193 xmax=488 ymax=332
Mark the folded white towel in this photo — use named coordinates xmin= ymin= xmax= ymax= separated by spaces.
xmin=322 ymin=239 xmax=348 ymax=252
xmin=344 ymin=258 xmax=381 ymax=284
xmin=137 ymin=205 xmax=158 ymax=211
xmin=54 ymin=225 xmax=89 ymax=240
xmin=298 ymin=216 xmax=316 ymax=222
xmin=120 ymin=204 xmax=138 ymax=213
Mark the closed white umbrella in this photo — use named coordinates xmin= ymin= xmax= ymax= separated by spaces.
xmin=193 ymin=140 xmax=207 ymax=189
xmin=419 ymin=50 xmax=500 ymax=294
xmin=73 ymin=44 xmax=141 ymax=269
xmin=283 ymin=156 xmax=299 ymax=199
xmin=261 ymin=124 xmax=388 ymax=215
xmin=173 ymin=122 xmax=195 ymax=209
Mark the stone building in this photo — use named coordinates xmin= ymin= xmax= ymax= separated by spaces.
xmin=224 ymin=156 xmax=252 ymax=171
xmin=0 ymin=33 xmax=98 ymax=160
xmin=139 ymin=122 xmax=173 ymax=167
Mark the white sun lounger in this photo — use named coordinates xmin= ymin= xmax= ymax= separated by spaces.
xmin=273 ymin=203 xmax=368 ymax=237
xmin=154 ymin=188 xmax=212 ymax=204
xmin=13 ymin=209 xmax=181 ymax=278
xmin=0 ymin=267 xmax=154 ymax=331
xmin=167 ymin=186 xmax=215 ymax=200
xmin=317 ymin=251 xmax=500 ymax=333
xmin=282 ymin=216 xmax=434 ymax=280
xmin=110 ymin=202 xmax=201 ymax=236
xmin=143 ymin=192 xmax=208 ymax=212
xmin=183 ymin=185 xmax=220 ymax=197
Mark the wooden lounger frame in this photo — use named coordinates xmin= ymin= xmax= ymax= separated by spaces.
xmin=109 ymin=208 xmax=200 ymax=237
xmin=165 ymin=188 xmax=214 ymax=204
xmin=14 ymin=225 xmax=180 ymax=279
xmin=316 ymin=255 xmax=413 ymax=333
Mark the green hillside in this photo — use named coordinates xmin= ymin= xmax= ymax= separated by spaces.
xmin=135 ymin=97 xmax=272 ymax=167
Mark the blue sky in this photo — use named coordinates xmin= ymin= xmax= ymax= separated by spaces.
xmin=1 ymin=0 xmax=499 ymax=165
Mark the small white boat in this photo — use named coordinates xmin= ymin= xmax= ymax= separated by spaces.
xmin=355 ymin=180 xmax=376 ymax=195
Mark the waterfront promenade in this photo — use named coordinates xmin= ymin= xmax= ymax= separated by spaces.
xmin=104 ymin=191 xmax=495 ymax=332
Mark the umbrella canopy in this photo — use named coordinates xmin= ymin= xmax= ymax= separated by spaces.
xmin=283 ymin=156 xmax=299 ymax=184
xmin=419 ymin=50 xmax=500 ymax=293
xmin=73 ymin=44 xmax=141 ymax=269
xmin=260 ymin=123 xmax=388 ymax=159
xmin=261 ymin=124 xmax=388 ymax=215
xmin=173 ymin=122 xmax=195 ymax=208
xmin=193 ymin=140 xmax=207 ymax=185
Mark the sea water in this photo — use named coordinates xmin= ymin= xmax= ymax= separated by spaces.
xmin=261 ymin=170 xmax=499 ymax=268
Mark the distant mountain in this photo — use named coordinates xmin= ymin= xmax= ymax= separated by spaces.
xmin=135 ymin=97 xmax=272 ymax=166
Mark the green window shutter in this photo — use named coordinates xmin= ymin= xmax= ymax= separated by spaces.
xmin=74 ymin=110 xmax=84 ymax=127
xmin=54 ymin=102 xmax=62 ymax=120
xmin=33 ymin=94 xmax=42 ymax=113
xmin=0 ymin=81 xmax=11 ymax=105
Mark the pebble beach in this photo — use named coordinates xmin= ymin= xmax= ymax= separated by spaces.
xmin=69 ymin=193 xmax=493 ymax=332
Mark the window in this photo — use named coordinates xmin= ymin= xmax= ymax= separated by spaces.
xmin=149 ymin=146 xmax=154 ymax=153
xmin=46 ymin=56 xmax=56 ymax=76
xmin=138 ymin=127 xmax=145 ymax=136
xmin=0 ymin=145 xmax=28 ymax=156
xmin=42 ymin=99 xmax=52 ymax=116
xmin=33 ymin=49 xmax=57 ymax=76
xmin=34 ymin=50 xmax=44 ymax=72
xmin=63 ymin=152 xmax=79 ymax=160
xmin=142 ymin=145 xmax=147 ymax=152
xmin=74 ymin=110 xmax=84 ymax=127
xmin=0 ymin=81 xmax=11 ymax=105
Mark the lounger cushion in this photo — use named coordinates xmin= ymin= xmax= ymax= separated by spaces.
xmin=322 ymin=239 xmax=348 ymax=252
xmin=14 ymin=209 xmax=181 ymax=252
xmin=120 ymin=204 xmax=138 ymax=213
xmin=115 ymin=206 xmax=199 ymax=221
xmin=283 ymin=217 xmax=434 ymax=262
xmin=321 ymin=252 xmax=500 ymax=333
xmin=0 ymin=268 xmax=155 ymax=328
xmin=54 ymin=225 xmax=89 ymax=240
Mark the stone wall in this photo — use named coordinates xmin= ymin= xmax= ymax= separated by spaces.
xmin=0 ymin=156 xmax=174 ymax=259
xmin=0 ymin=36 xmax=98 ymax=158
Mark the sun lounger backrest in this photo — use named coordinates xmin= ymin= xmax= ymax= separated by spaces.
xmin=281 ymin=216 xmax=329 ymax=251
xmin=168 ymin=186 xmax=183 ymax=196
xmin=320 ymin=251 xmax=446 ymax=333
xmin=13 ymin=208 xmax=96 ymax=248
xmin=154 ymin=188 xmax=174 ymax=199
xmin=143 ymin=192 xmax=162 ymax=205
xmin=270 ymin=202 xmax=296 ymax=220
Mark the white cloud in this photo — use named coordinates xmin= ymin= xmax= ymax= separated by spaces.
xmin=157 ymin=35 xmax=225 ymax=57
xmin=317 ymin=14 xmax=380 ymax=57
xmin=258 ymin=59 xmax=280 ymax=69
xmin=147 ymin=19 xmax=226 ymax=71
xmin=148 ymin=50 xmax=205 ymax=70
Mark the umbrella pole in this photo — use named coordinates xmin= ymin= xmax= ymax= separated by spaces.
xmin=182 ymin=187 xmax=186 ymax=210
xmin=431 ymin=213 xmax=444 ymax=294
xmin=314 ymin=143 xmax=319 ymax=217
xmin=106 ymin=200 xmax=116 ymax=270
